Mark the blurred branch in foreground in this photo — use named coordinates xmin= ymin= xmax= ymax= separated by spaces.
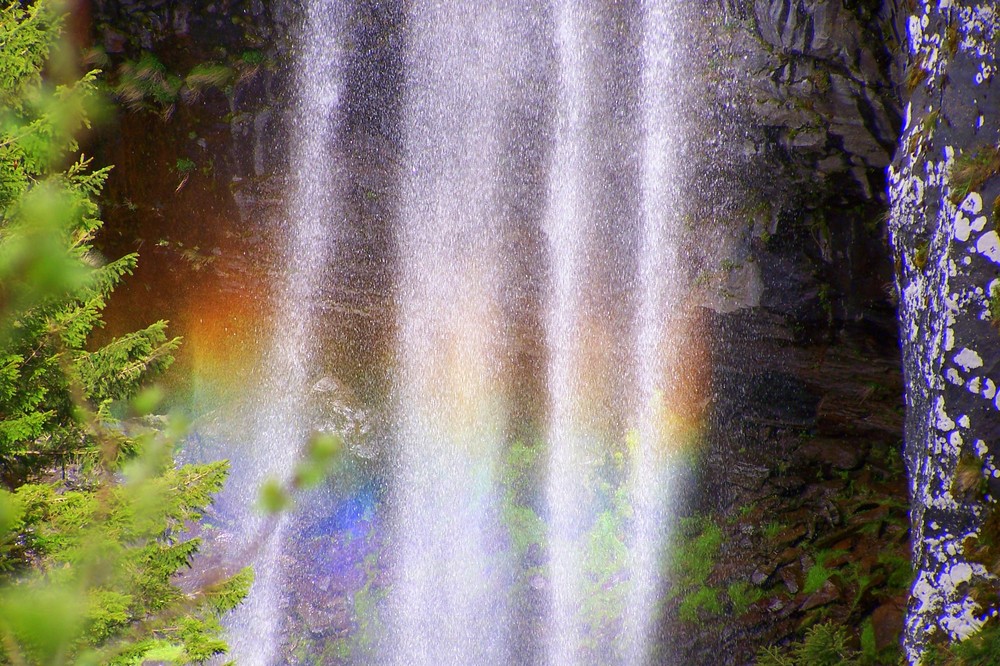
xmin=0 ymin=2 xmax=250 ymax=663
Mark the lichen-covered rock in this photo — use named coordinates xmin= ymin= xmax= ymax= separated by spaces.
xmin=888 ymin=2 xmax=1000 ymax=661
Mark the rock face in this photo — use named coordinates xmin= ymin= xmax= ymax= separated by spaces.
xmin=888 ymin=2 xmax=1000 ymax=660
xmin=747 ymin=0 xmax=902 ymax=197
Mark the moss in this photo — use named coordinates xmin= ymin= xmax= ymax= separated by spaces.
xmin=925 ymin=620 xmax=1000 ymax=665
xmin=174 ymin=157 xmax=196 ymax=174
xmin=923 ymin=109 xmax=941 ymax=136
xmin=182 ymin=63 xmax=234 ymax=102
xmin=802 ymin=550 xmax=847 ymax=595
xmin=945 ymin=23 xmax=960 ymax=55
xmin=727 ymin=581 xmax=764 ymax=614
xmin=115 ymin=52 xmax=181 ymax=110
xmin=802 ymin=563 xmax=833 ymax=595
xmin=503 ymin=502 xmax=545 ymax=557
xmin=669 ymin=515 xmax=727 ymax=625
xmin=963 ymin=498 xmax=1000 ymax=577
xmin=989 ymin=282 xmax=1000 ymax=328
xmin=499 ymin=440 xmax=546 ymax=557
xmin=671 ymin=515 xmax=723 ymax=589
xmin=877 ymin=551 xmax=913 ymax=592
xmin=954 ymin=454 xmax=987 ymax=497
xmin=763 ymin=521 xmax=785 ymax=541
xmin=240 ymin=50 xmax=265 ymax=66
xmin=678 ymin=585 xmax=721 ymax=623
xmin=914 ymin=241 xmax=929 ymax=270
xmin=904 ymin=62 xmax=929 ymax=93
xmin=949 ymin=145 xmax=1000 ymax=203
xmin=860 ymin=617 xmax=877 ymax=658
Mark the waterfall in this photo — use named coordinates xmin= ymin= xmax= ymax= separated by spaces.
xmin=226 ymin=2 xmax=345 ymax=664
xmin=386 ymin=2 xmax=511 ymax=663
xmin=624 ymin=1 xmax=690 ymax=663
xmin=223 ymin=1 xmax=695 ymax=662
xmin=543 ymin=3 xmax=591 ymax=663
xmin=544 ymin=1 xmax=690 ymax=664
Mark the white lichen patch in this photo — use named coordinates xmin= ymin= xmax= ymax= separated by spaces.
xmin=975 ymin=230 xmax=1000 ymax=263
xmin=958 ymin=4 xmax=1000 ymax=83
xmin=960 ymin=192 xmax=983 ymax=214
xmin=935 ymin=397 xmax=956 ymax=431
xmin=954 ymin=347 xmax=984 ymax=370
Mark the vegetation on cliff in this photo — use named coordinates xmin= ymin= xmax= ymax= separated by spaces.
xmin=0 ymin=2 xmax=247 ymax=662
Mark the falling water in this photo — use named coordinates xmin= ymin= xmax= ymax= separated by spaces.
xmin=544 ymin=1 xmax=692 ymax=664
xmin=387 ymin=2 xmax=510 ymax=663
xmin=624 ymin=1 xmax=691 ymax=663
xmin=226 ymin=2 xmax=345 ymax=664
xmin=221 ymin=0 xmax=697 ymax=662
xmin=543 ymin=2 xmax=592 ymax=663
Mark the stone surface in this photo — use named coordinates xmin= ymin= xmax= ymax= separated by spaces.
xmin=887 ymin=1 xmax=1000 ymax=659
xmin=801 ymin=580 xmax=840 ymax=611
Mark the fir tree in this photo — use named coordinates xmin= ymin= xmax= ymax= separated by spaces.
xmin=0 ymin=2 xmax=249 ymax=663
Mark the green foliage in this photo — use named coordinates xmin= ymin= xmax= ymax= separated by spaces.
xmin=756 ymin=646 xmax=796 ymax=666
xmin=499 ymin=440 xmax=546 ymax=557
xmin=671 ymin=515 xmax=723 ymax=589
xmin=860 ymin=618 xmax=877 ymax=660
xmin=803 ymin=563 xmax=833 ymax=595
xmin=678 ymin=585 xmax=721 ymax=623
xmin=756 ymin=622 xmax=861 ymax=666
xmin=114 ymin=53 xmax=238 ymax=114
xmin=0 ymin=2 xmax=247 ymax=662
xmin=184 ymin=63 xmax=233 ymax=94
xmin=504 ymin=502 xmax=545 ymax=557
xmin=989 ymin=283 xmax=1000 ymax=328
xmin=581 ymin=509 xmax=628 ymax=630
xmin=240 ymin=50 xmax=265 ymax=66
xmin=925 ymin=619 xmax=1000 ymax=665
xmin=669 ymin=514 xmax=726 ymax=623
xmin=763 ymin=521 xmax=785 ymax=541
xmin=0 ymin=0 xmax=57 ymax=112
xmin=802 ymin=549 xmax=847 ymax=595
xmin=175 ymin=157 xmax=196 ymax=174
xmin=114 ymin=51 xmax=182 ymax=111
xmin=258 ymin=432 xmax=344 ymax=513
xmin=795 ymin=622 xmax=857 ymax=665
xmin=727 ymin=580 xmax=764 ymax=614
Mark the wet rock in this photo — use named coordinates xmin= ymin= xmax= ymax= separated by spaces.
xmin=801 ymin=580 xmax=840 ymax=611
xmin=773 ymin=524 xmax=807 ymax=548
xmin=872 ymin=602 xmax=905 ymax=652
xmin=779 ymin=566 xmax=802 ymax=594
xmin=297 ymin=595 xmax=350 ymax=638
xmin=751 ymin=564 xmax=775 ymax=586
xmin=796 ymin=438 xmax=867 ymax=470
xmin=102 ymin=27 xmax=127 ymax=53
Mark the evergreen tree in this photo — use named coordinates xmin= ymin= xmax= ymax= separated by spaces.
xmin=0 ymin=2 xmax=249 ymax=663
